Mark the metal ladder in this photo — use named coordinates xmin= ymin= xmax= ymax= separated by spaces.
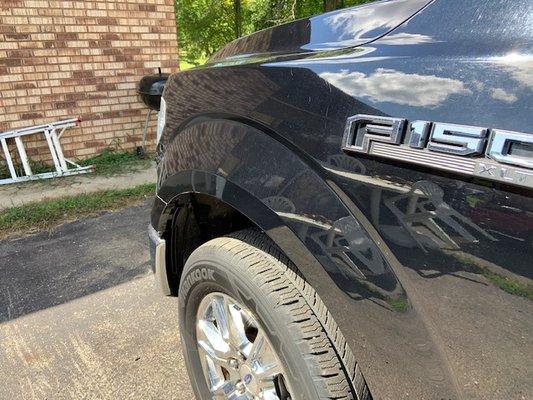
xmin=0 ymin=118 xmax=94 ymax=185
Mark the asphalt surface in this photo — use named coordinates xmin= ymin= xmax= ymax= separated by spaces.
xmin=0 ymin=200 xmax=194 ymax=400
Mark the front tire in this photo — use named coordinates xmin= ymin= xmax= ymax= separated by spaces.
xmin=178 ymin=229 xmax=361 ymax=400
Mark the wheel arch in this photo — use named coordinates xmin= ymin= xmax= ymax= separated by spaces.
xmin=153 ymin=114 xmax=406 ymax=305
xmin=154 ymin=176 xmax=306 ymax=296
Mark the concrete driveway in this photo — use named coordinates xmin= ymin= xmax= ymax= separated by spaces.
xmin=0 ymin=201 xmax=194 ymax=399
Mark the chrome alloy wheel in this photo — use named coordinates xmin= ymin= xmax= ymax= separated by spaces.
xmin=196 ymin=292 xmax=292 ymax=400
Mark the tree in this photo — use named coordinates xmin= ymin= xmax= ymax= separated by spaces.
xmin=234 ymin=0 xmax=242 ymax=38
xmin=175 ymin=0 xmax=372 ymax=66
xmin=175 ymin=0 xmax=236 ymax=62
xmin=323 ymin=0 xmax=338 ymax=11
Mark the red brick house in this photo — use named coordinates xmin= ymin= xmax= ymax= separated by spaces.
xmin=0 ymin=0 xmax=178 ymax=162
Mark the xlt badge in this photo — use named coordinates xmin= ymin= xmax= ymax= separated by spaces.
xmin=342 ymin=114 xmax=533 ymax=189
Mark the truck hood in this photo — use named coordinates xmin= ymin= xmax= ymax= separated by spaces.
xmin=210 ymin=0 xmax=430 ymax=62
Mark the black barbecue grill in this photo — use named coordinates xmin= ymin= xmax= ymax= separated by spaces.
xmin=138 ymin=68 xmax=169 ymax=111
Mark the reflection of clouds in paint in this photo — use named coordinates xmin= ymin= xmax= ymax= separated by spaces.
xmin=323 ymin=0 xmax=419 ymax=41
xmin=491 ymin=88 xmax=517 ymax=104
xmin=492 ymin=54 xmax=533 ymax=89
xmin=320 ymin=68 xmax=471 ymax=108
xmin=471 ymin=80 xmax=485 ymax=91
xmin=377 ymin=32 xmax=436 ymax=45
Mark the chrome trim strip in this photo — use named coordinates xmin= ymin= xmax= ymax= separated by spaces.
xmin=369 ymin=142 xmax=533 ymax=189
xmin=371 ymin=142 xmax=477 ymax=174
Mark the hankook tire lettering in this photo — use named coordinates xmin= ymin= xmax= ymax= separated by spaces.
xmin=181 ymin=267 xmax=215 ymax=294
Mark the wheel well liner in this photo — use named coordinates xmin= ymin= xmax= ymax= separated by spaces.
xmin=164 ymin=192 xmax=256 ymax=295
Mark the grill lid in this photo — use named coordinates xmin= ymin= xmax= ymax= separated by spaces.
xmin=138 ymin=68 xmax=169 ymax=110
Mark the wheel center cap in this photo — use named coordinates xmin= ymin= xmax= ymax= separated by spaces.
xmin=243 ymin=373 xmax=253 ymax=385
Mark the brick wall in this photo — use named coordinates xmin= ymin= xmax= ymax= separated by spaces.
xmin=0 ymin=0 xmax=177 ymax=163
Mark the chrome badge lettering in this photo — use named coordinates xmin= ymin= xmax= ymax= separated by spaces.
xmin=342 ymin=114 xmax=533 ymax=189
xmin=343 ymin=114 xmax=406 ymax=153
xmin=427 ymin=123 xmax=488 ymax=156
xmin=488 ymin=129 xmax=533 ymax=169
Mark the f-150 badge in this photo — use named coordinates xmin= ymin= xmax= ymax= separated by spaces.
xmin=342 ymin=114 xmax=533 ymax=190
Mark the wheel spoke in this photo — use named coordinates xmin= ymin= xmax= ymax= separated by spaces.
xmin=228 ymin=304 xmax=251 ymax=353
xmin=197 ymin=341 xmax=229 ymax=368
xmin=249 ymin=331 xmax=281 ymax=380
xmin=256 ymin=362 xmax=283 ymax=396
xmin=197 ymin=319 xmax=232 ymax=364
xmin=196 ymin=293 xmax=292 ymax=400
xmin=228 ymin=393 xmax=250 ymax=400
xmin=198 ymin=319 xmax=230 ymax=353
xmin=212 ymin=380 xmax=236 ymax=398
xmin=261 ymin=388 xmax=281 ymax=400
xmin=247 ymin=330 xmax=266 ymax=361
xmin=256 ymin=362 xmax=282 ymax=382
xmin=211 ymin=295 xmax=231 ymax=340
xmin=202 ymin=352 xmax=225 ymax=392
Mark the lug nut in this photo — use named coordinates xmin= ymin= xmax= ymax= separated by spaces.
xmin=235 ymin=381 xmax=245 ymax=394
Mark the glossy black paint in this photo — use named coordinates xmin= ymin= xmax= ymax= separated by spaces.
xmin=152 ymin=1 xmax=532 ymax=398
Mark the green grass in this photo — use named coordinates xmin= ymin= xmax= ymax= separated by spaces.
xmin=79 ymin=148 xmax=151 ymax=176
xmin=386 ymin=297 xmax=409 ymax=312
xmin=1 ymin=149 xmax=151 ymax=181
xmin=445 ymin=250 xmax=532 ymax=301
xmin=0 ymin=159 xmax=55 ymax=180
xmin=482 ymin=270 xmax=533 ymax=301
xmin=0 ymin=183 xmax=155 ymax=238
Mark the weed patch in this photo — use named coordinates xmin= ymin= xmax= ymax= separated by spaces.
xmin=0 ymin=183 xmax=155 ymax=239
xmin=79 ymin=149 xmax=151 ymax=176
xmin=482 ymin=270 xmax=533 ymax=300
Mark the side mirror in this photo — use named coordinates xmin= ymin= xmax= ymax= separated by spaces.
xmin=138 ymin=70 xmax=169 ymax=111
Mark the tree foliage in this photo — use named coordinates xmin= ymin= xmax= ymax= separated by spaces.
xmin=175 ymin=0 xmax=371 ymax=65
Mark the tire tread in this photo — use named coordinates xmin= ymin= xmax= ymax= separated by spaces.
xmin=196 ymin=228 xmax=372 ymax=400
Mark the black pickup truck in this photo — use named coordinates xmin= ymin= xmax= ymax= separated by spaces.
xmin=147 ymin=0 xmax=532 ymax=399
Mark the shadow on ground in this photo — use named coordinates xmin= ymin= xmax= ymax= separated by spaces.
xmin=0 ymin=200 xmax=194 ymax=399
xmin=0 ymin=200 xmax=153 ymax=322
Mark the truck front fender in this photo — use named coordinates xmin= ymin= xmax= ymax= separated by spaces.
xmin=153 ymin=117 xmax=462 ymax=400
